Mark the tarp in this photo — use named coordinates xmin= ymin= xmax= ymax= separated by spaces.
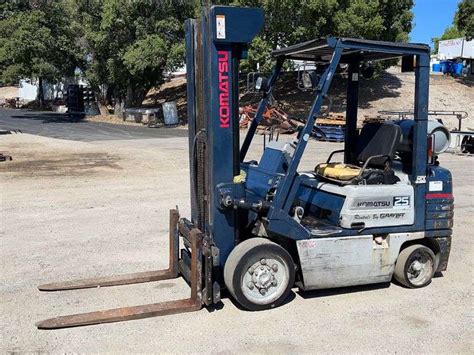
xmin=439 ymin=38 xmax=474 ymax=59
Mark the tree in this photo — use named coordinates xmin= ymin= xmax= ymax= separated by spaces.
xmin=75 ymin=0 xmax=194 ymax=108
xmin=432 ymin=0 xmax=474 ymax=52
xmin=215 ymin=0 xmax=414 ymax=72
xmin=455 ymin=0 xmax=474 ymax=40
xmin=2 ymin=0 xmax=417 ymax=108
xmin=0 ymin=0 xmax=83 ymax=105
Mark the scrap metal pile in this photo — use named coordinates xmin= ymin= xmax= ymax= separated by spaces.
xmin=239 ymin=104 xmax=298 ymax=134
xmin=239 ymin=103 xmax=346 ymax=142
xmin=0 ymin=98 xmax=20 ymax=108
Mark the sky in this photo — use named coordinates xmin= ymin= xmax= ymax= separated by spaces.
xmin=410 ymin=0 xmax=460 ymax=47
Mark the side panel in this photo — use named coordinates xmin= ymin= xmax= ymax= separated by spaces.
xmin=339 ymin=184 xmax=415 ymax=228
xmin=297 ymin=232 xmax=424 ymax=290
xmin=296 ymin=184 xmax=345 ymax=226
xmin=297 ymin=180 xmax=415 ymax=229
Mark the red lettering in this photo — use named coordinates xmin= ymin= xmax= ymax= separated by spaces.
xmin=219 ymin=61 xmax=228 ymax=73
xmin=219 ymin=106 xmax=229 ymax=118
xmin=218 ymin=72 xmax=228 ymax=83
xmin=219 ymin=92 xmax=228 ymax=106
xmin=219 ymin=80 xmax=229 ymax=94
xmin=217 ymin=50 xmax=230 ymax=128
xmin=218 ymin=51 xmax=229 ymax=61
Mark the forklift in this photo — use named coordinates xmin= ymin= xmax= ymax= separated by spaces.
xmin=37 ymin=5 xmax=453 ymax=329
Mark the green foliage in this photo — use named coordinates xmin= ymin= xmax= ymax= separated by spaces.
xmin=0 ymin=0 xmax=32 ymax=21
xmin=1 ymin=0 xmax=416 ymax=103
xmin=0 ymin=1 xmax=82 ymax=85
xmin=220 ymin=0 xmax=414 ymax=71
xmin=334 ymin=0 xmax=385 ymax=38
xmin=432 ymin=0 xmax=473 ymax=53
xmin=123 ymin=35 xmax=168 ymax=77
xmin=74 ymin=0 xmax=194 ymax=105
xmin=455 ymin=0 xmax=474 ymax=40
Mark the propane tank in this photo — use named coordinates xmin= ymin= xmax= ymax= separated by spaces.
xmin=394 ymin=119 xmax=451 ymax=154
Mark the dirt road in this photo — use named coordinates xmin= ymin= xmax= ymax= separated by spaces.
xmin=1 ymin=122 xmax=473 ymax=353
xmin=0 ymin=109 xmax=187 ymax=141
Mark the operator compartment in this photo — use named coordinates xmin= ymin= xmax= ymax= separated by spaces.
xmin=296 ymin=121 xmax=415 ymax=230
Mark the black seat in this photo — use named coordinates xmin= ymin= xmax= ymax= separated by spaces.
xmin=315 ymin=122 xmax=402 ymax=185
xmin=355 ymin=122 xmax=402 ymax=168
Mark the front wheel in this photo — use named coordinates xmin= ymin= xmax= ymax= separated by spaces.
xmin=394 ymin=244 xmax=436 ymax=288
xmin=224 ymin=238 xmax=295 ymax=311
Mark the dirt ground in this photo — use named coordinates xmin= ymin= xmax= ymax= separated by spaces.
xmin=0 ymin=86 xmax=18 ymax=100
xmin=0 ymin=131 xmax=473 ymax=353
xmin=144 ymin=69 xmax=474 ymax=131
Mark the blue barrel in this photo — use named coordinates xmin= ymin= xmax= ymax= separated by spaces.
xmin=447 ymin=61 xmax=454 ymax=73
xmin=453 ymin=63 xmax=463 ymax=75
xmin=432 ymin=63 xmax=441 ymax=72
xmin=440 ymin=61 xmax=449 ymax=73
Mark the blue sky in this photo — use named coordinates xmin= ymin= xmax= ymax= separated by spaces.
xmin=410 ymin=0 xmax=460 ymax=47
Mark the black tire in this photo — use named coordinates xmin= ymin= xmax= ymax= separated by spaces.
xmin=224 ymin=238 xmax=295 ymax=311
xmin=394 ymin=244 xmax=436 ymax=288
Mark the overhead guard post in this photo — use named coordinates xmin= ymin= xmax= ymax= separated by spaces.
xmin=240 ymin=57 xmax=284 ymax=161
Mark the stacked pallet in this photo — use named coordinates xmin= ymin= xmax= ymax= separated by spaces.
xmin=313 ymin=114 xmax=346 ymax=142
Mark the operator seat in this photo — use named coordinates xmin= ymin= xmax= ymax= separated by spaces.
xmin=315 ymin=122 xmax=402 ymax=185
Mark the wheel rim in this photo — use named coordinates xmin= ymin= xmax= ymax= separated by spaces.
xmin=406 ymin=250 xmax=434 ymax=286
xmin=241 ymin=257 xmax=289 ymax=305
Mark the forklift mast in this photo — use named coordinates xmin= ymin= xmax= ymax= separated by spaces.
xmin=185 ymin=6 xmax=264 ymax=264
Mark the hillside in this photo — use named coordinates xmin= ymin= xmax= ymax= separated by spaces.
xmin=3 ymin=68 xmax=472 ymax=131
xmin=146 ymin=67 xmax=474 ymax=131
xmin=0 ymin=86 xmax=18 ymax=99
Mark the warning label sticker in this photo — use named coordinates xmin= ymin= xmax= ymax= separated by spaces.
xmin=429 ymin=180 xmax=443 ymax=192
xmin=216 ymin=15 xmax=226 ymax=39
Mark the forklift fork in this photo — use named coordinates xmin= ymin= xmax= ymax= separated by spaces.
xmin=36 ymin=210 xmax=203 ymax=329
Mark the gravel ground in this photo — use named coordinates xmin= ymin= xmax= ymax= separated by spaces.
xmin=0 ymin=126 xmax=473 ymax=353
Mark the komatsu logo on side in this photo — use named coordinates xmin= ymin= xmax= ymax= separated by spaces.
xmin=218 ymin=51 xmax=230 ymax=128
xmin=357 ymin=200 xmax=391 ymax=208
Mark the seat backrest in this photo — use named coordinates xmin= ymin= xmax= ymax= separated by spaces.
xmin=356 ymin=122 xmax=402 ymax=167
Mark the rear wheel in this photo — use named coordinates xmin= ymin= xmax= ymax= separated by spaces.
xmin=224 ymin=238 xmax=295 ymax=311
xmin=394 ymin=244 xmax=435 ymax=288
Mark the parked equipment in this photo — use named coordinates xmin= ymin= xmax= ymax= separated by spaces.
xmin=37 ymin=5 xmax=453 ymax=329
xmin=64 ymin=85 xmax=97 ymax=119
xmin=64 ymin=84 xmax=85 ymax=120
xmin=378 ymin=110 xmax=468 ymax=131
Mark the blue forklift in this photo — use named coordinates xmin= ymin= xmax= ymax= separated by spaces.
xmin=37 ymin=5 xmax=453 ymax=329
